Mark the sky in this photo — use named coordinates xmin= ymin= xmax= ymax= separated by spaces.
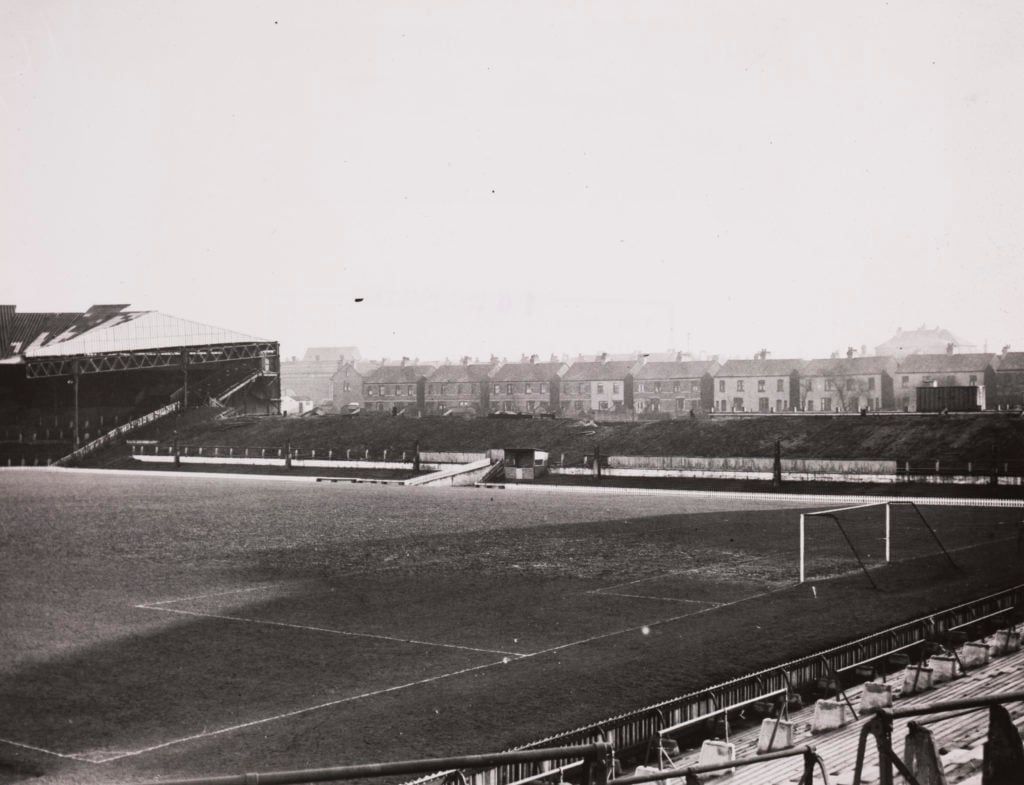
xmin=3 ymin=0 xmax=1023 ymax=363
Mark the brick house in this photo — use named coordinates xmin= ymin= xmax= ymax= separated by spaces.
xmin=424 ymin=360 xmax=501 ymax=415
xmin=894 ymin=353 xmax=998 ymax=411
xmin=993 ymin=351 xmax=1024 ymax=410
xmin=360 ymin=361 xmax=436 ymax=415
xmin=559 ymin=356 xmax=641 ymax=416
xmin=713 ymin=358 xmax=802 ymax=413
xmin=332 ymin=359 xmax=381 ymax=412
xmin=633 ymin=357 xmax=719 ymax=416
xmin=489 ymin=357 xmax=568 ymax=414
xmin=800 ymin=356 xmax=897 ymax=413
xmin=280 ymin=346 xmax=361 ymax=405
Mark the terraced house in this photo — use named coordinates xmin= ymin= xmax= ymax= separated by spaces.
xmin=489 ymin=356 xmax=568 ymax=414
xmin=559 ymin=355 xmax=640 ymax=415
xmin=894 ymin=353 xmax=998 ymax=411
xmin=713 ymin=358 xmax=802 ymax=413
xmin=633 ymin=356 xmax=718 ymax=416
xmin=993 ymin=350 xmax=1024 ymax=410
xmin=360 ymin=361 xmax=436 ymax=414
xmin=423 ymin=359 xmax=500 ymax=415
xmin=800 ymin=355 xmax=896 ymax=412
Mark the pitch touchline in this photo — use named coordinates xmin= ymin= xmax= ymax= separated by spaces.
xmin=135 ymin=604 xmax=525 ymax=657
xmin=0 ymin=736 xmax=94 ymax=763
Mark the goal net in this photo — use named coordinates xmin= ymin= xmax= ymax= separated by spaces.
xmin=798 ymin=501 xmax=957 ymax=588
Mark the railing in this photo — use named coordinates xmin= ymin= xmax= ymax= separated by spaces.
xmin=611 ymin=745 xmax=826 ymax=785
xmin=450 ymin=585 xmax=1023 ymax=785
xmin=134 ymin=743 xmax=615 ymax=785
xmin=56 ymin=402 xmax=182 ymax=466
xmin=853 ymin=691 xmax=1024 ymax=785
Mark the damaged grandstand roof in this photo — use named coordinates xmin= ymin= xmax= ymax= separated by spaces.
xmin=1 ymin=304 xmax=270 ymax=360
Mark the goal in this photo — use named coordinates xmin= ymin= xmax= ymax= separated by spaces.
xmin=798 ymin=501 xmax=957 ymax=588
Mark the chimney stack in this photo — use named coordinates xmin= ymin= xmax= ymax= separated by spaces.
xmin=846 ymin=346 xmax=855 ymax=359
xmin=946 ymin=342 xmax=954 ymax=355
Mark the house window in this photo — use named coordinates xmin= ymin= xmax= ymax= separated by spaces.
xmin=849 ymin=396 xmax=859 ymax=411
xmin=776 ymin=399 xmax=783 ymax=412
xmin=507 ymin=384 xmax=513 ymax=394
xmin=691 ymin=381 xmax=700 ymax=393
xmin=676 ymin=398 xmax=687 ymax=411
xmin=652 ymin=382 xmax=661 ymax=393
xmin=868 ymin=377 xmax=876 ymax=391
xmin=732 ymin=397 xmax=744 ymax=411
xmin=821 ymin=397 xmax=832 ymax=411
xmin=807 ymin=399 xmax=815 ymax=411
xmin=574 ymin=399 xmax=584 ymax=410
xmin=824 ymin=380 xmax=834 ymax=391
xmin=527 ymin=400 xmax=536 ymax=411
xmin=759 ymin=397 xmax=770 ymax=412
xmin=758 ymin=380 xmax=766 ymax=392
xmin=777 ymin=379 xmax=784 ymax=392
xmin=596 ymin=383 xmax=604 ymax=394
xmin=902 ymin=376 xmax=909 ymax=388
xmin=969 ymin=375 xmax=978 ymax=386
xmin=503 ymin=401 xmax=513 ymax=411
xmin=539 ymin=383 xmax=546 ymax=393
xmin=343 ymin=382 xmax=350 ymax=392
xmin=525 ymin=383 xmax=533 ymax=394
xmin=613 ymin=382 xmax=620 ymax=394
xmin=719 ymin=380 xmax=725 ymax=393
xmin=599 ymin=400 xmax=609 ymax=410
xmin=637 ymin=382 xmax=645 ymax=393
xmin=367 ymin=386 xmax=376 ymax=396
xmin=673 ymin=381 xmax=681 ymax=392
xmin=736 ymin=380 xmax=744 ymax=392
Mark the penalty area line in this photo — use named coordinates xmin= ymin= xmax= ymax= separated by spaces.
xmin=0 ymin=735 xmax=93 ymax=763
xmin=136 ymin=604 xmax=525 ymax=657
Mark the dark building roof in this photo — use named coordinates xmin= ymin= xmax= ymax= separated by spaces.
xmin=995 ymin=352 xmax=1024 ymax=372
xmin=802 ymin=356 xmax=895 ymax=376
xmin=896 ymin=353 xmax=997 ymax=374
xmin=716 ymin=359 xmax=804 ymax=377
xmin=365 ymin=364 xmax=435 ymax=384
xmin=491 ymin=361 xmax=566 ymax=382
xmin=634 ymin=360 xmax=717 ymax=380
xmin=562 ymin=360 xmax=640 ymax=381
xmin=428 ymin=363 xmax=499 ymax=384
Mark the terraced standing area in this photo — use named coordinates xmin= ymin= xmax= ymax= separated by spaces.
xmin=1 ymin=469 xmax=1021 ymax=785
xmin=81 ymin=410 xmax=1024 ymax=471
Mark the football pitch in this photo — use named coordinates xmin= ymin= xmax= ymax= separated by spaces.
xmin=0 ymin=469 xmax=1020 ymax=785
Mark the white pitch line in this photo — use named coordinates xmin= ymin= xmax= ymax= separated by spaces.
xmin=85 ymin=658 xmax=508 ymax=763
xmin=591 ymin=591 xmax=722 ymax=605
xmin=136 ymin=604 xmax=525 ymax=657
xmin=0 ymin=735 xmax=91 ymax=762
xmin=139 ymin=583 xmax=284 ymax=607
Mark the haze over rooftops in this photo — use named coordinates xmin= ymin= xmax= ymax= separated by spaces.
xmin=896 ymin=353 xmax=997 ymax=373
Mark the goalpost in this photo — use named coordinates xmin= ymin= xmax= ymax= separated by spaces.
xmin=799 ymin=501 xmax=957 ymax=588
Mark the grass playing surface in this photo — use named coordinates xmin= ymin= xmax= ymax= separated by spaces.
xmin=1 ymin=469 xmax=1020 ymax=785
